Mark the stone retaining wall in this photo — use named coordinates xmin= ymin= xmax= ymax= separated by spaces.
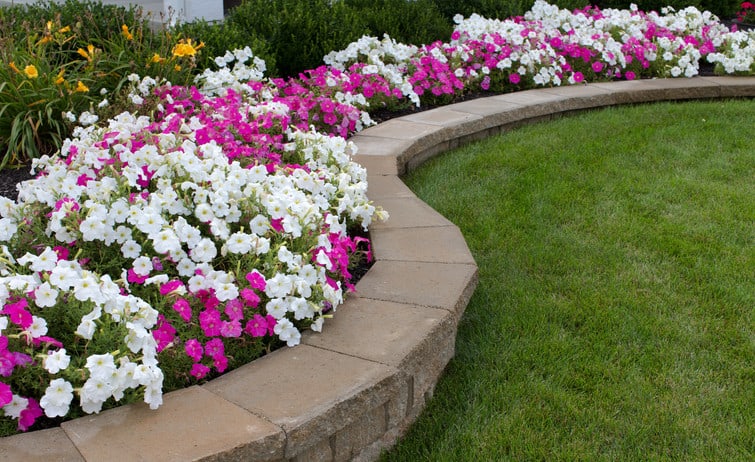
xmin=1 ymin=77 xmax=753 ymax=461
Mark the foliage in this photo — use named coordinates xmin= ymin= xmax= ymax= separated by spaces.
xmin=222 ymin=0 xmax=368 ymax=78
xmin=172 ymin=18 xmax=276 ymax=75
xmin=344 ymin=0 xmax=453 ymax=46
xmin=0 ymin=0 xmax=202 ymax=167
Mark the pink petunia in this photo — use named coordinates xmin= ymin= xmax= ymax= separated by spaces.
xmin=172 ymin=298 xmax=193 ymax=323
xmin=509 ymin=73 xmax=521 ymax=85
xmin=240 ymin=288 xmax=260 ymax=308
xmin=184 ymin=339 xmax=203 ymax=362
xmin=190 ymin=362 xmax=210 ymax=379
xmin=160 ymin=280 xmax=185 ymax=296
xmin=245 ymin=270 xmax=266 ymax=291
xmin=198 ymin=308 xmax=222 ymax=337
xmin=220 ymin=320 xmax=242 ymax=338
xmin=18 ymin=398 xmax=42 ymax=431
xmin=204 ymin=338 xmax=225 ymax=360
xmin=244 ymin=314 xmax=268 ymax=338
xmin=0 ymin=382 xmax=12 ymax=406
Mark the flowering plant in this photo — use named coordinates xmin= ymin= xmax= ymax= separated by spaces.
xmin=737 ymin=2 xmax=755 ymax=24
xmin=0 ymin=52 xmax=384 ymax=431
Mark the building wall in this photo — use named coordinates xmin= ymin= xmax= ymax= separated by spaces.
xmin=0 ymin=0 xmax=224 ymax=24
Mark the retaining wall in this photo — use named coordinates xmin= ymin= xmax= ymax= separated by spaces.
xmin=1 ymin=76 xmax=754 ymax=461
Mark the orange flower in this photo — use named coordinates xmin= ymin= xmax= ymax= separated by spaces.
xmin=74 ymin=81 xmax=89 ymax=93
xmin=9 ymin=62 xmax=20 ymax=74
xmin=172 ymin=38 xmax=203 ymax=58
xmin=121 ymin=24 xmax=133 ymax=41
xmin=77 ymin=44 xmax=96 ymax=61
xmin=24 ymin=65 xmax=39 ymax=79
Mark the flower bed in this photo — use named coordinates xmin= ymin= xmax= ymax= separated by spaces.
xmin=2 ymin=0 xmax=755 ymax=435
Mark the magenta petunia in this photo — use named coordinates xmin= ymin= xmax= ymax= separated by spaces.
xmin=184 ymin=339 xmax=203 ymax=362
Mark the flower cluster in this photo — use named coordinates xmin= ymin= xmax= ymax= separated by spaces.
xmin=0 ymin=61 xmax=383 ymax=430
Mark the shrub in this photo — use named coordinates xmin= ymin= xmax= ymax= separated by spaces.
xmin=224 ymin=0 xmax=368 ymax=77
xmin=344 ymin=0 xmax=453 ymax=46
xmin=172 ymin=19 xmax=276 ymax=76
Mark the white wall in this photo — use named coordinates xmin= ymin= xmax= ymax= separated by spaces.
xmin=0 ymin=0 xmax=224 ymax=24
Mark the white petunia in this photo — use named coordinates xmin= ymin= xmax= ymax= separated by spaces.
xmin=44 ymin=348 xmax=71 ymax=374
xmin=34 ymin=282 xmax=58 ymax=308
xmin=40 ymin=378 xmax=74 ymax=418
xmin=273 ymin=318 xmax=301 ymax=347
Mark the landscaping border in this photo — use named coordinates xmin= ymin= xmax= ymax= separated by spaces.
xmin=1 ymin=76 xmax=754 ymax=462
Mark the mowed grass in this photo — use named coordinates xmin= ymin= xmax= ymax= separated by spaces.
xmin=381 ymin=101 xmax=755 ymax=461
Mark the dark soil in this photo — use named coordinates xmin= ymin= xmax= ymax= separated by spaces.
xmin=0 ymin=166 xmax=35 ymax=201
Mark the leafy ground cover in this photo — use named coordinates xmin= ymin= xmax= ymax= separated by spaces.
xmin=385 ymin=100 xmax=754 ymax=461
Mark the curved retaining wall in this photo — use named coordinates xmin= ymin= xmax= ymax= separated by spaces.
xmin=1 ymin=76 xmax=754 ymax=461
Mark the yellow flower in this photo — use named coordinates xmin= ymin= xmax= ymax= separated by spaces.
xmin=172 ymin=38 xmax=203 ymax=58
xmin=55 ymin=69 xmax=65 ymax=85
xmin=174 ymin=64 xmax=181 ymax=71
xmin=9 ymin=62 xmax=20 ymax=74
xmin=24 ymin=65 xmax=39 ymax=79
xmin=121 ymin=24 xmax=133 ymax=41
xmin=77 ymin=44 xmax=96 ymax=61
xmin=149 ymin=53 xmax=164 ymax=64
xmin=38 ymin=36 xmax=52 ymax=45
xmin=59 ymin=26 xmax=71 ymax=34
xmin=46 ymin=20 xmax=54 ymax=31
xmin=74 ymin=81 xmax=89 ymax=93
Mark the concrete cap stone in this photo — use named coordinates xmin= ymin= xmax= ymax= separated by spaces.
xmin=370 ymin=225 xmax=475 ymax=264
xmin=202 ymin=344 xmax=400 ymax=459
xmin=356 ymin=260 xmax=478 ymax=318
xmin=0 ymin=428 xmax=84 ymax=462
xmin=698 ymin=75 xmax=755 ymax=96
xmin=302 ymin=297 xmax=457 ymax=404
xmin=370 ymin=197 xmax=454 ymax=229
xmin=61 ymin=386 xmax=284 ymax=462
xmin=366 ymin=174 xmax=416 ymax=199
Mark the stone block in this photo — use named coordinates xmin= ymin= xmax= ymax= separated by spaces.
xmin=333 ymin=404 xmax=387 ymax=462
xmin=369 ymin=197 xmax=454 ymax=230
xmin=699 ymin=76 xmax=755 ymax=97
xmin=355 ymin=260 xmax=478 ymax=319
xmin=370 ymin=225 xmax=476 ymax=264
xmin=202 ymin=345 xmax=400 ymax=460
xmin=61 ymin=386 xmax=285 ymax=462
xmin=304 ymin=297 xmax=456 ymax=414
xmin=0 ymin=428 xmax=84 ymax=462
xmin=365 ymin=174 xmax=416 ymax=199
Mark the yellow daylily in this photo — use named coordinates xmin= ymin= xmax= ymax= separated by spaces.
xmin=9 ymin=62 xmax=20 ymax=74
xmin=172 ymin=38 xmax=204 ymax=58
xmin=59 ymin=26 xmax=71 ymax=34
xmin=77 ymin=44 xmax=96 ymax=61
xmin=24 ymin=65 xmax=39 ymax=79
xmin=74 ymin=81 xmax=89 ymax=93
xmin=55 ymin=69 xmax=65 ymax=85
xmin=121 ymin=24 xmax=133 ymax=41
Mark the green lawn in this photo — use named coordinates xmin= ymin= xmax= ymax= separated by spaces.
xmin=381 ymin=100 xmax=755 ymax=461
